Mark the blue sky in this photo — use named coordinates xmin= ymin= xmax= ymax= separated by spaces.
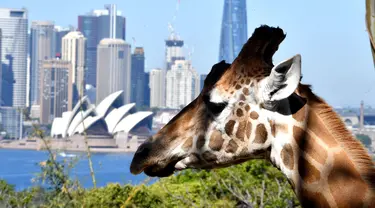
xmin=2 ymin=0 xmax=375 ymax=107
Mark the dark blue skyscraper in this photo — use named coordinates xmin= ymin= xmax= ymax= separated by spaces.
xmin=218 ymin=0 xmax=248 ymax=63
xmin=143 ymin=72 xmax=150 ymax=107
xmin=130 ymin=47 xmax=146 ymax=107
xmin=78 ymin=5 xmax=126 ymax=87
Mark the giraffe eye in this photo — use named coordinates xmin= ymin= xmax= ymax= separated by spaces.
xmin=203 ymin=94 xmax=227 ymax=115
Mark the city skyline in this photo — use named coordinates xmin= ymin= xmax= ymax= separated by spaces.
xmin=1 ymin=1 xmax=375 ymax=108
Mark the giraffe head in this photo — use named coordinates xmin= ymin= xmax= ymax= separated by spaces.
xmin=130 ymin=25 xmax=302 ymax=177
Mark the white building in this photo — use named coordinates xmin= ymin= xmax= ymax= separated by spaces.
xmin=96 ymin=38 xmax=131 ymax=105
xmin=149 ymin=68 xmax=165 ymax=108
xmin=62 ymin=31 xmax=86 ymax=97
xmin=166 ymin=60 xmax=200 ymax=109
xmin=165 ymin=33 xmax=184 ymax=70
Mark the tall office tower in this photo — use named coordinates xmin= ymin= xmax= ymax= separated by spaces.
xmin=0 ymin=8 xmax=28 ymax=107
xmin=26 ymin=56 xmax=30 ymax=107
xmin=166 ymin=60 xmax=200 ymax=109
xmin=200 ymin=74 xmax=207 ymax=91
xmin=0 ymin=29 xmax=2 ymax=105
xmin=54 ymin=26 xmax=72 ymax=55
xmin=78 ymin=4 xmax=126 ymax=87
xmin=218 ymin=0 xmax=248 ymax=63
xmin=96 ymin=38 xmax=131 ymax=105
xmin=149 ymin=69 xmax=165 ymax=108
xmin=62 ymin=31 xmax=86 ymax=100
xmin=30 ymin=21 xmax=55 ymax=106
xmin=143 ymin=72 xmax=150 ymax=107
xmin=165 ymin=33 xmax=184 ymax=71
xmin=39 ymin=58 xmax=72 ymax=124
xmin=130 ymin=47 xmax=146 ymax=106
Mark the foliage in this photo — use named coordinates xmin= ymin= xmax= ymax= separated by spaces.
xmin=0 ymin=121 xmax=300 ymax=207
xmin=0 ymin=160 xmax=299 ymax=208
xmin=356 ymin=134 xmax=372 ymax=147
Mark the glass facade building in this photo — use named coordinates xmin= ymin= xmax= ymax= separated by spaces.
xmin=0 ymin=8 xmax=28 ymax=107
xmin=78 ymin=6 xmax=126 ymax=87
xmin=0 ymin=107 xmax=22 ymax=139
xmin=130 ymin=47 xmax=146 ymax=107
xmin=218 ymin=0 xmax=248 ymax=63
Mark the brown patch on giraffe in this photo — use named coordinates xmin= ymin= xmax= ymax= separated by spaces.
xmin=230 ymin=91 xmax=234 ymax=94
xmin=225 ymin=120 xmax=236 ymax=136
xmin=292 ymin=104 xmax=306 ymax=122
xmin=250 ymin=111 xmax=259 ymax=120
xmin=238 ymin=101 xmax=244 ymax=106
xmin=245 ymin=79 xmax=251 ymax=85
xmin=298 ymin=156 xmax=320 ymax=184
xmin=236 ymin=121 xmax=246 ymax=141
xmin=293 ymin=126 xmax=328 ymax=164
xmin=280 ymin=144 xmax=294 ymax=170
xmin=240 ymin=79 xmax=244 ymax=84
xmin=246 ymin=121 xmax=252 ymax=139
xmin=182 ymin=137 xmax=193 ymax=151
xmin=225 ymin=139 xmax=238 ymax=153
xmin=308 ymin=110 xmax=339 ymax=148
xmin=253 ymin=124 xmax=268 ymax=143
xmin=236 ymin=109 xmax=244 ymax=117
xmin=235 ymin=85 xmax=242 ymax=90
xmin=202 ymin=151 xmax=217 ymax=162
xmin=240 ymin=94 xmax=246 ymax=101
xmin=196 ymin=135 xmax=206 ymax=150
xmin=328 ymin=151 xmax=368 ymax=208
xmin=244 ymin=104 xmax=250 ymax=112
xmin=299 ymin=188 xmax=330 ymax=208
xmin=243 ymin=88 xmax=250 ymax=95
xmin=208 ymin=131 xmax=224 ymax=151
xmin=269 ymin=120 xmax=276 ymax=137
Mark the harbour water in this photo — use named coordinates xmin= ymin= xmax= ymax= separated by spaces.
xmin=0 ymin=149 xmax=152 ymax=190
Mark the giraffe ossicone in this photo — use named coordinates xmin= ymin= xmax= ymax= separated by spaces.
xmin=130 ymin=25 xmax=375 ymax=207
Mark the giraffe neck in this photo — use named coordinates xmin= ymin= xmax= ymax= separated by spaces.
xmin=269 ymin=95 xmax=375 ymax=208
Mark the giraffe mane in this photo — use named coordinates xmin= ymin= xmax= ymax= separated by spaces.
xmin=297 ymin=84 xmax=375 ymax=190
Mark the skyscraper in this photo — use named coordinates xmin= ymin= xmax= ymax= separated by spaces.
xmin=165 ymin=33 xmax=184 ymax=70
xmin=39 ymin=58 xmax=72 ymax=124
xmin=149 ymin=69 xmax=164 ymax=108
xmin=200 ymin=74 xmax=207 ymax=91
xmin=143 ymin=72 xmax=150 ymax=107
xmin=130 ymin=47 xmax=146 ymax=107
xmin=54 ymin=26 xmax=72 ymax=55
xmin=218 ymin=0 xmax=248 ymax=63
xmin=96 ymin=38 xmax=131 ymax=105
xmin=166 ymin=60 xmax=200 ymax=109
xmin=0 ymin=8 xmax=28 ymax=107
xmin=0 ymin=107 xmax=22 ymax=139
xmin=30 ymin=21 xmax=55 ymax=106
xmin=78 ymin=4 xmax=126 ymax=87
xmin=62 ymin=31 xmax=86 ymax=100
xmin=0 ymin=29 xmax=2 ymax=105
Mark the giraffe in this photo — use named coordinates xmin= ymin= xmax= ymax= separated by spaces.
xmin=130 ymin=25 xmax=375 ymax=207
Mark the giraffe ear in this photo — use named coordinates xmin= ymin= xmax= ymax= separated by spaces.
xmin=263 ymin=54 xmax=301 ymax=102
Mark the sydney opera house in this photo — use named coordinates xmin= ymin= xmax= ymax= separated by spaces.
xmin=50 ymin=90 xmax=153 ymax=139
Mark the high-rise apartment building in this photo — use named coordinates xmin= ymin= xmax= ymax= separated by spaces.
xmin=39 ymin=58 xmax=72 ymax=124
xmin=166 ymin=60 xmax=200 ymax=109
xmin=62 ymin=31 xmax=86 ymax=100
xmin=78 ymin=4 xmax=126 ymax=87
xmin=218 ymin=0 xmax=248 ymax=63
xmin=30 ymin=21 xmax=55 ymax=106
xmin=96 ymin=38 xmax=131 ymax=105
xmin=149 ymin=69 xmax=165 ymax=108
xmin=0 ymin=8 xmax=28 ymax=107
xmin=130 ymin=47 xmax=146 ymax=107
